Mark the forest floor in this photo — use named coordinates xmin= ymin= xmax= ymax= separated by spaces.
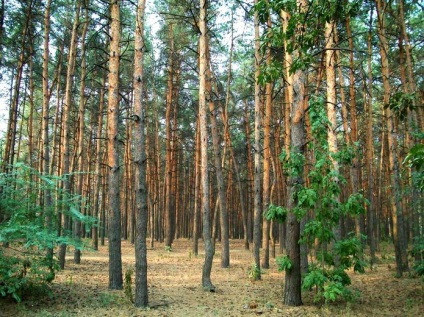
xmin=1 ymin=239 xmax=423 ymax=317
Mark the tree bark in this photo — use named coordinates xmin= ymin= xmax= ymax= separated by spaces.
xmin=164 ymin=23 xmax=175 ymax=249
xmin=283 ymin=0 xmax=307 ymax=306
xmin=253 ymin=0 xmax=262 ymax=280
xmin=199 ymin=0 xmax=215 ymax=291
xmin=261 ymin=11 xmax=272 ymax=270
xmin=74 ymin=3 xmax=89 ymax=264
xmin=205 ymin=40 xmax=229 ymax=268
xmin=375 ymin=0 xmax=408 ymax=276
xmin=107 ymin=0 xmax=123 ymax=290
xmin=58 ymin=0 xmax=81 ymax=269
xmin=133 ymin=0 xmax=148 ymax=307
xmin=42 ymin=0 xmax=54 ymax=272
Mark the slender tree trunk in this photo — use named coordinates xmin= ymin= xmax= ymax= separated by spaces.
xmin=199 ymin=0 xmax=215 ymax=291
xmin=92 ymin=73 xmax=106 ymax=250
xmin=0 ymin=0 xmax=4 ymax=66
xmin=261 ymin=12 xmax=272 ymax=269
xmin=42 ymin=0 xmax=54 ymax=273
xmin=205 ymin=40 xmax=229 ymax=268
xmin=2 ymin=1 xmax=33 ymax=171
xmin=164 ymin=24 xmax=175 ymax=249
xmin=107 ymin=0 xmax=123 ymax=289
xmin=192 ymin=118 xmax=201 ymax=255
xmin=58 ymin=1 xmax=81 ymax=269
xmin=365 ymin=8 xmax=376 ymax=263
xmin=74 ymin=3 xmax=89 ymax=264
xmin=133 ymin=0 xmax=148 ymax=306
xmin=253 ymin=0 xmax=262 ymax=280
xmin=376 ymin=0 xmax=408 ymax=276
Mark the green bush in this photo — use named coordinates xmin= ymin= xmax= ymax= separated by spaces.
xmin=0 ymin=164 xmax=95 ymax=302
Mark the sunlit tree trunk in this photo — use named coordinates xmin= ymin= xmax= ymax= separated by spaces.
xmin=280 ymin=9 xmax=292 ymax=255
xmin=325 ymin=20 xmax=341 ymax=247
xmin=107 ymin=0 xmax=123 ymax=290
xmin=133 ymin=0 xmax=148 ymax=306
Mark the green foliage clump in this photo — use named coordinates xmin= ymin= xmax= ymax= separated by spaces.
xmin=276 ymin=255 xmax=292 ymax=272
xmin=264 ymin=204 xmax=287 ymax=223
xmin=266 ymin=95 xmax=368 ymax=304
xmin=247 ymin=264 xmax=263 ymax=281
xmin=124 ymin=268 xmax=134 ymax=303
xmin=302 ymin=265 xmax=354 ymax=303
xmin=404 ymin=143 xmax=424 ymax=191
xmin=0 ymin=164 xmax=96 ymax=302
xmin=386 ymin=92 xmax=416 ymax=121
xmin=410 ymin=237 xmax=424 ymax=278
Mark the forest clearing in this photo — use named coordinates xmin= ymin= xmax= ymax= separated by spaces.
xmin=1 ymin=239 xmax=423 ymax=317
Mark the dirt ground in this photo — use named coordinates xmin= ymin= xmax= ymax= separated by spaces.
xmin=1 ymin=239 xmax=423 ymax=317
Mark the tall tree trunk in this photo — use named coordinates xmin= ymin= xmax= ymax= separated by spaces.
xmin=0 ymin=0 xmax=4 ymax=66
xmin=74 ymin=3 xmax=89 ymax=264
xmin=283 ymin=0 xmax=307 ymax=306
xmin=92 ymin=73 xmax=106 ymax=250
xmin=199 ymin=0 xmax=215 ymax=291
xmin=164 ymin=24 xmax=175 ymax=249
xmin=107 ymin=0 xmax=123 ymax=290
xmin=42 ymin=0 xmax=54 ymax=273
xmin=133 ymin=0 xmax=148 ymax=307
xmin=58 ymin=0 xmax=81 ymax=269
xmin=365 ymin=7 xmax=376 ymax=264
xmin=253 ymin=0 xmax=262 ymax=280
xmin=244 ymin=100 xmax=254 ymax=244
xmin=325 ymin=20 xmax=341 ymax=247
xmin=192 ymin=118 xmax=201 ymax=255
xmin=2 ymin=0 xmax=33 ymax=172
xmin=205 ymin=40 xmax=229 ymax=268
xmin=261 ymin=12 xmax=272 ymax=269
xmin=375 ymin=0 xmax=408 ymax=276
